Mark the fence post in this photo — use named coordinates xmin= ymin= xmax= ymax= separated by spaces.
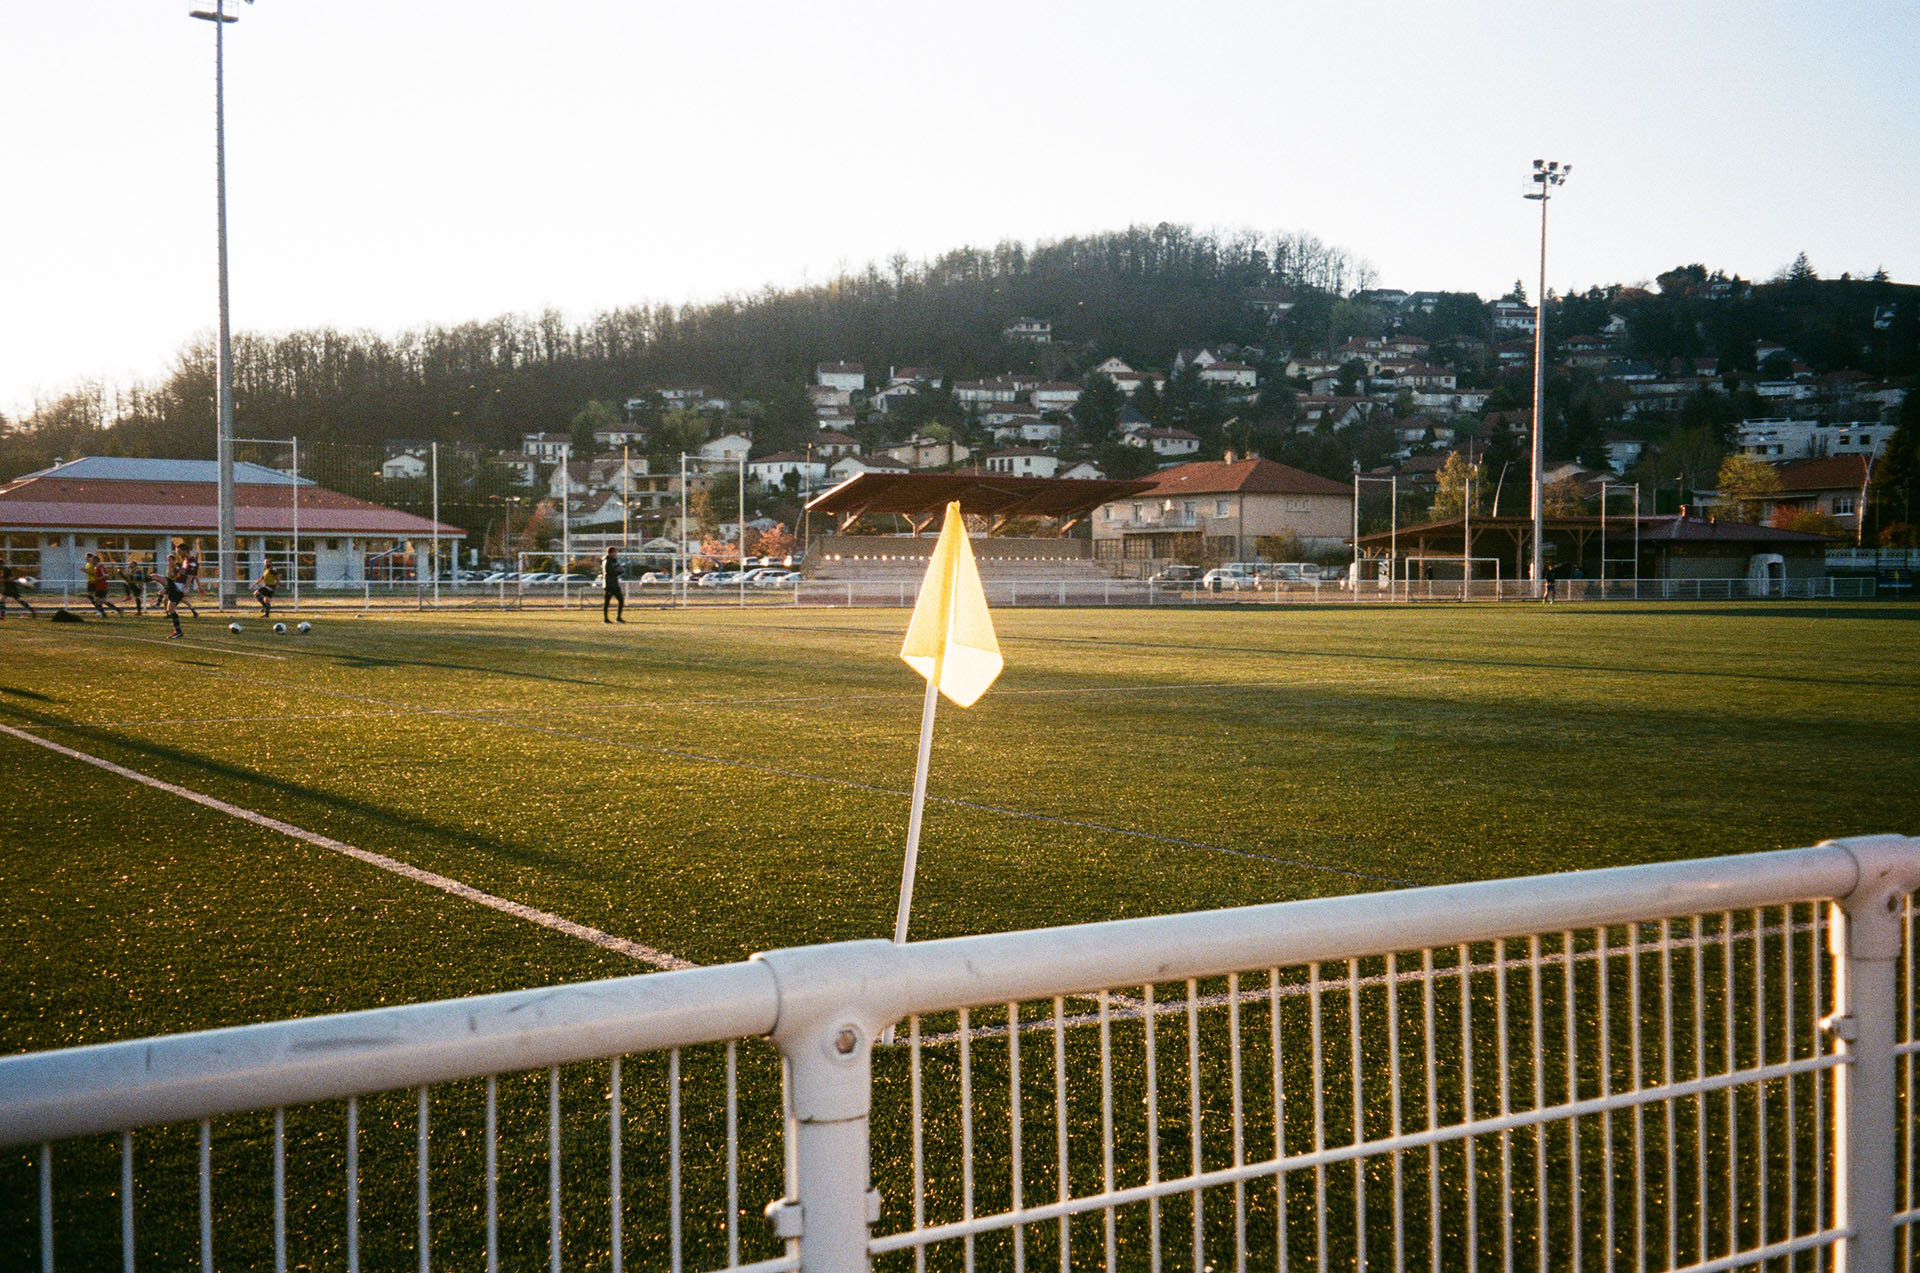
xmin=757 ymin=940 xmax=899 ymax=1273
xmin=1828 ymin=835 xmax=1915 ymax=1272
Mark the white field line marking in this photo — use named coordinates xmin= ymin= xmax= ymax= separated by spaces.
xmin=0 ymin=722 xmax=695 ymax=971
xmin=191 ymin=670 xmax=1423 ymax=889
xmin=79 ymin=630 xmax=289 ymax=660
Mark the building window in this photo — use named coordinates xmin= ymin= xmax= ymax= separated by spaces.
xmin=1215 ymin=499 xmax=1230 ymax=517
xmin=1834 ymin=496 xmax=1854 ymax=515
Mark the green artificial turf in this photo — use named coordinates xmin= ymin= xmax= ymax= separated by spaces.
xmin=1 ymin=601 xmax=1915 ymax=1267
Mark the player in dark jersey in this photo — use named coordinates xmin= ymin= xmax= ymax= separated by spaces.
xmin=0 ymin=563 xmax=37 ymax=618
xmin=601 ymin=546 xmax=626 ymax=623
xmin=162 ymin=551 xmax=187 ymax=638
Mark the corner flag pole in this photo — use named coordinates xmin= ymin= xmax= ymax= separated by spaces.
xmin=891 ymin=670 xmax=942 ymax=946
xmin=891 ymin=501 xmax=1002 ymax=948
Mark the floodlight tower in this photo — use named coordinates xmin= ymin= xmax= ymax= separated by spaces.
xmin=190 ymin=0 xmax=254 ymax=608
xmin=1524 ymin=158 xmax=1570 ymax=594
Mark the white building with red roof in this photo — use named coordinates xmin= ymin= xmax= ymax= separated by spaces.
xmin=1092 ymin=457 xmax=1354 ymax=561
xmin=0 ymin=457 xmax=464 ymax=588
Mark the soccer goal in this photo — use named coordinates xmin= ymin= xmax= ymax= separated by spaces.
xmin=1403 ymin=555 xmax=1503 ymax=599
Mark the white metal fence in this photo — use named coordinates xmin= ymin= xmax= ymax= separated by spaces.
xmin=31 ymin=573 xmax=1883 ymax=613
xmin=4 ymin=835 xmax=1918 ymax=1271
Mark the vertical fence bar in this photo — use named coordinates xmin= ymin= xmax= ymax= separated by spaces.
xmin=1830 ymin=843 xmax=1906 ymax=1273
xmin=1009 ymin=1001 xmax=1026 ymax=1273
xmin=1145 ymin=985 xmax=1161 ymax=1273
xmin=39 ymin=1141 xmax=52 ymax=1273
xmin=485 ymin=1076 xmax=498 ymax=1273
xmin=1387 ymin=953 xmax=1405 ymax=1273
xmin=1458 ymin=947 xmax=1477 ymax=1273
xmin=726 ymin=1041 xmax=740 ymax=1270
xmin=670 ymin=1049 xmax=683 ymax=1273
xmin=1101 ymin=991 xmax=1118 ymax=1273
xmin=1227 ymin=975 xmax=1246 ymax=1273
xmin=911 ymin=1018 xmax=927 ymax=1273
xmin=1529 ymin=938 xmax=1546 ymax=1273
xmin=1563 ymin=931 xmax=1582 ymax=1273
xmin=1494 ymin=940 xmax=1511 ymax=1273
xmin=962 ymin=1006 xmax=976 ymax=1273
xmin=1660 ymin=922 xmax=1677 ymax=1272
xmin=347 ymin=1097 xmax=360 ymax=1273
xmin=1347 ymin=958 xmax=1366 ymax=1273
xmin=1187 ymin=981 xmax=1202 ymax=1273
xmin=1054 ymin=998 xmax=1072 ymax=1273
xmin=610 ymin=1057 xmax=623 ymax=1273
xmin=272 ymin=1109 xmax=286 ymax=1273
xmin=550 ymin=1066 xmax=563 ymax=1273
xmin=198 ymin=1119 xmax=212 ymax=1273
xmin=417 ymin=1086 xmax=431 ymax=1273
xmin=1423 ymin=951 xmax=1439 ymax=1273
xmin=1310 ymin=964 xmax=1328 ymax=1273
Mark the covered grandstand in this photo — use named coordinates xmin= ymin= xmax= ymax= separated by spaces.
xmin=801 ymin=471 xmax=1154 ymax=585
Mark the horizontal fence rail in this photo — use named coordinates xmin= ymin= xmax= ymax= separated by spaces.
xmin=25 ymin=573 xmax=1883 ymax=613
xmin=3 ymin=836 xmax=1917 ymax=1271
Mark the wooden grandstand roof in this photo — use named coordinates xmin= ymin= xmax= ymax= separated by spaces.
xmin=805 ymin=470 xmax=1155 ymax=533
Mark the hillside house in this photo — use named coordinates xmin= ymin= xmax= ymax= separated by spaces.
xmin=954 ymin=379 xmax=1021 ymax=409
xmin=813 ymin=431 xmax=861 ymax=459
xmin=989 ymin=417 xmax=1063 ymax=447
xmin=828 ymin=454 xmax=910 ymax=481
xmin=749 ymin=452 xmax=830 ymax=489
xmin=1003 ymin=317 xmax=1052 ymax=343
xmin=1491 ymin=299 xmax=1536 ymax=333
xmin=882 ymin=437 xmax=972 ymax=469
xmin=985 ymin=448 xmax=1062 ymax=478
xmin=1198 ymin=362 xmax=1258 ymax=390
xmin=1031 ymin=382 xmax=1084 ymax=413
xmin=380 ymin=452 xmax=428 ymax=481
xmin=1123 ymin=428 xmax=1202 ymax=459
xmin=1768 ymin=456 xmax=1871 ymax=531
xmin=521 ymin=432 xmax=571 ymax=462
xmin=816 ymin=362 xmax=866 ymax=392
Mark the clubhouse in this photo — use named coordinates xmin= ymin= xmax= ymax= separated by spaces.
xmin=0 ymin=457 xmax=465 ymax=588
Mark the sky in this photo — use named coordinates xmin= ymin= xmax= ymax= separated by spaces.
xmin=4 ymin=0 xmax=1917 ymax=418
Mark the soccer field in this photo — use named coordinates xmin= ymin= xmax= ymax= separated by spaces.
xmin=2 ymin=601 xmax=1915 ymax=1060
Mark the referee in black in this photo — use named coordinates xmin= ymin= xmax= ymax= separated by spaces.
xmin=601 ymin=545 xmax=626 ymax=623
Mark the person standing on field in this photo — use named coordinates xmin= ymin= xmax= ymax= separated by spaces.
xmin=176 ymin=541 xmax=201 ymax=617
xmin=162 ymin=550 xmax=187 ymax=638
xmin=252 ymin=562 xmax=279 ymax=619
xmin=84 ymin=552 xmax=123 ymax=617
xmin=122 ymin=558 xmax=149 ymax=615
xmin=601 ymin=545 xmax=626 ymax=623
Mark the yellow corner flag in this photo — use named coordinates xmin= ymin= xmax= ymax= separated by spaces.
xmin=899 ymin=502 xmax=1002 ymax=707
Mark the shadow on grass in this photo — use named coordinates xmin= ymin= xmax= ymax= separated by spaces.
xmin=0 ymin=684 xmax=53 ymax=701
xmin=0 ymin=702 xmax=582 ymax=877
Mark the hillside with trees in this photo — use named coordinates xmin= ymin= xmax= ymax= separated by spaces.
xmin=3 ymin=225 xmax=1914 ymax=538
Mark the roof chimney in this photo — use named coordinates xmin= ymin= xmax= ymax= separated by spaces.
xmin=1223 ymin=449 xmax=1236 ymax=464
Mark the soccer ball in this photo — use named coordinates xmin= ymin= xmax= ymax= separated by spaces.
xmin=296 ymin=621 xmax=312 ymax=634
xmin=228 ymin=622 xmax=242 ymax=633
xmin=273 ymin=622 xmax=287 ymax=634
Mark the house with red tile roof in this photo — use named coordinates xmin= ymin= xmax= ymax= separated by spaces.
xmin=1091 ymin=457 xmax=1354 ymax=561
xmin=1768 ymin=456 xmax=1871 ymax=532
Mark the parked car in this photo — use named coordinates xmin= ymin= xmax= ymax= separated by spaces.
xmin=746 ymin=568 xmax=801 ymax=588
xmin=1201 ymin=565 xmax=1258 ymax=591
xmin=556 ymin=573 xmax=595 ymax=585
xmin=1149 ymin=565 xmax=1203 ymax=585
xmin=698 ymin=571 xmax=744 ymax=588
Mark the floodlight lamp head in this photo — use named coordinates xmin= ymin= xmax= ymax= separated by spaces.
xmin=1533 ymin=159 xmax=1544 ymax=169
